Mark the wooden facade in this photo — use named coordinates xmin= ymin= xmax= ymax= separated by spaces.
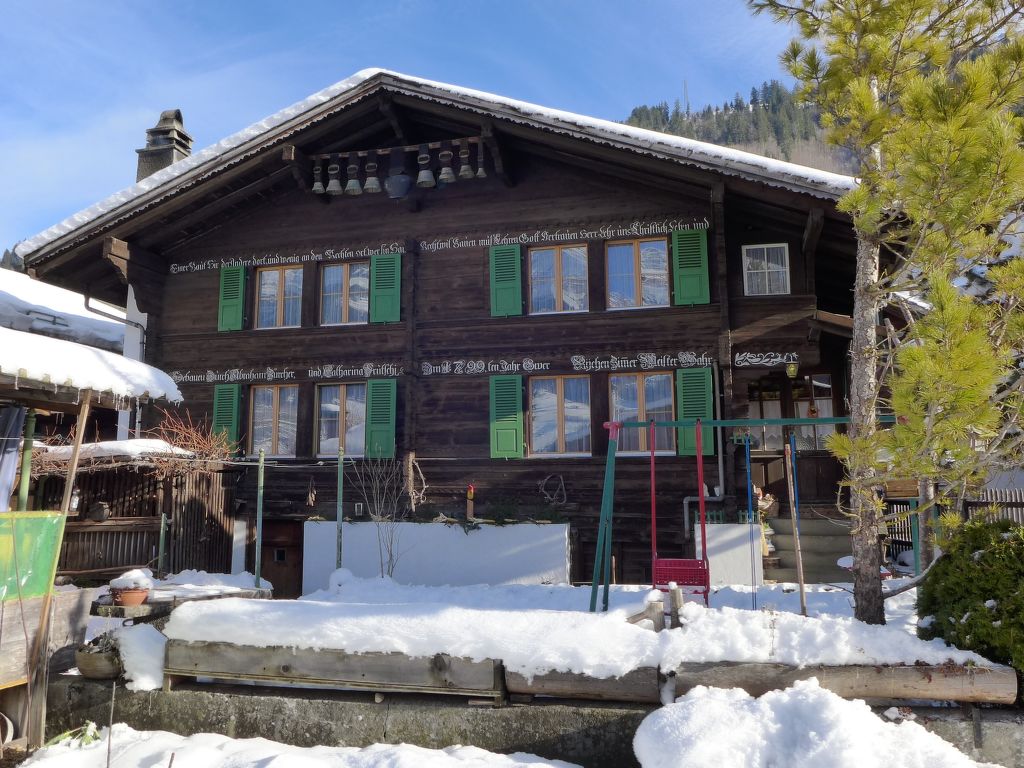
xmin=22 ymin=71 xmax=858 ymax=583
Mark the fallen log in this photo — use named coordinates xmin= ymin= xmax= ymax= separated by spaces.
xmin=505 ymin=668 xmax=661 ymax=704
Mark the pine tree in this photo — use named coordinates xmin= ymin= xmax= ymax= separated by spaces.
xmin=749 ymin=0 xmax=1024 ymax=623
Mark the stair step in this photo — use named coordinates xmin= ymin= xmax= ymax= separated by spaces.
xmin=764 ymin=566 xmax=852 ymax=584
xmin=768 ymin=517 xmax=851 ymax=536
xmin=762 ymin=556 xmax=781 ymax=569
xmin=769 ymin=534 xmax=851 ymax=555
xmin=776 ymin=551 xmax=850 ymax=570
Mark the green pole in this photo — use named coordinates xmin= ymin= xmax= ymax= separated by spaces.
xmin=16 ymin=409 xmax=35 ymax=511
xmin=336 ymin=445 xmax=345 ymax=569
xmin=590 ymin=423 xmax=620 ymax=612
xmin=909 ymin=499 xmax=921 ymax=576
xmin=157 ymin=513 xmax=168 ymax=576
xmin=254 ymin=449 xmax=265 ymax=589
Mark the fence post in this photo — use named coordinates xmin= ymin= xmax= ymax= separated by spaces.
xmin=254 ymin=449 xmax=265 ymax=589
xmin=336 ymin=445 xmax=344 ymax=569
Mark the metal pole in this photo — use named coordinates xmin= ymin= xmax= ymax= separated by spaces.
xmin=16 ymin=409 xmax=35 ymax=511
xmin=649 ymin=420 xmax=657 ymax=575
xmin=336 ymin=445 xmax=345 ymax=569
xmin=785 ymin=435 xmax=807 ymax=616
xmin=254 ymin=449 xmax=265 ymax=589
xmin=745 ymin=433 xmax=757 ymax=609
xmin=590 ymin=422 xmax=619 ymax=612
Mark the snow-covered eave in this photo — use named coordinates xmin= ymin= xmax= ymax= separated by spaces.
xmin=19 ymin=68 xmax=855 ymax=266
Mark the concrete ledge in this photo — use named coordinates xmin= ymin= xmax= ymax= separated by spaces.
xmin=47 ymin=676 xmax=653 ymax=768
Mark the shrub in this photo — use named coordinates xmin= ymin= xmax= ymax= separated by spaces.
xmin=917 ymin=517 xmax=1024 ymax=674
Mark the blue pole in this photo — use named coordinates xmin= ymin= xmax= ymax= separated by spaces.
xmin=745 ymin=433 xmax=757 ymax=609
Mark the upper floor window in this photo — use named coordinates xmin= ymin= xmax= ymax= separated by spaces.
xmin=251 ymin=384 xmax=298 ymax=456
xmin=606 ymin=239 xmax=669 ymax=309
xmin=529 ymin=245 xmax=588 ymax=314
xmin=317 ymin=383 xmax=367 ymax=456
xmin=609 ymin=371 xmax=674 ymax=452
xmin=321 ymin=262 xmax=369 ymax=325
xmin=256 ymin=266 xmax=302 ymax=328
xmin=742 ymin=244 xmax=790 ymax=296
xmin=529 ymin=375 xmax=591 ymax=455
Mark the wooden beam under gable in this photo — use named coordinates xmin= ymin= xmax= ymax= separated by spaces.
xmin=377 ymin=93 xmax=410 ymax=145
xmin=281 ymin=145 xmax=313 ymax=193
xmin=482 ymin=121 xmax=513 ymax=187
xmin=802 ymin=207 xmax=824 ymax=295
xmin=102 ymin=237 xmax=165 ymax=314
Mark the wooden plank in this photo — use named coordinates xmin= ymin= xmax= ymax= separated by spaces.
xmin=164 ymin=640 xmax=504 ymax=699
xmin=504 ymin=667 xmax=660 ymax=703
xmin=674 ymin=662 xmax=1018 ymax=704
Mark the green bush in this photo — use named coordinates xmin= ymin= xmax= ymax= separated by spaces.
xmin=917 ymin=517 xmax=1024 ymax=673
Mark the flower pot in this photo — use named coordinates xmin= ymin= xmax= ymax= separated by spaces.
xmin=75 ymin=648 xmax=121 ymax=679
xmin=110 ymin=587 xmax=149 ymax=606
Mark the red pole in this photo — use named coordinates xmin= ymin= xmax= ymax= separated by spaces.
xmin=649 ymin=420 xmax=657 ymax=571
xmin=696 ymin=419 xmax=708 ymax=563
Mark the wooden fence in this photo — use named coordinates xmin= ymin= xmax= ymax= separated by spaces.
xmin=34 ymin=466 xmax=237 ymax=578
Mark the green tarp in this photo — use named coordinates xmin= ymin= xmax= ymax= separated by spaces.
xmin=0 ymin=511 xmax=66 ymax=601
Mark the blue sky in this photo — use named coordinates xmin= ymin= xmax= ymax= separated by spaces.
xmin=0 ymin=1 xmax=795 ymax=252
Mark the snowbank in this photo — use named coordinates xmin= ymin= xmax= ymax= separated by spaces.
xmin=634 ymin=679 xmax=995 ymax=768
xmin=42 ymin=438 xmax=191 ymax=462
xmin=0 ymin=269 xmax=123 ymax=350
xmin=0 ymin=326 xmax=182 ymax=402
xmin=114 ymin=624 xmax=166 ymax=692
xmin=22 ymin=723 xmax=580 ymax=767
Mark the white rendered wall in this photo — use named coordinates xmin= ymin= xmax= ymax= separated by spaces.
xmin=302 ymin=521 xmax=570 ymax=594
xmin=230 ymin=518 xmax=248 ymax=575
xmin=694 ymin=523 xmax=764 ymax=586
xmin=117 ymin=286 xmax=148 ymax=439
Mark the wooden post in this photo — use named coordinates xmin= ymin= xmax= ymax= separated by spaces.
xmin=59 ymin=392 xmax=92 ymax=515
xmin=668 ymin=585 xmax=684 ymax=629
xmin=254 ymin=449 xmax=265 ymax=589
xmin=646 ymin=594 xmax=665 ymax=632
xmin=784 ymin=441 xmax=807 ymax=616
xmin=16 ymin=409 xmax=35 ymax=511
xmin=466 ymin=483 xmax=475 ymax=521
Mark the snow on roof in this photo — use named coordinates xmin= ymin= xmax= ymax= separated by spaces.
xmin=16 ymin=69 xmax=856 ymax=261
xmin=0 ymin=326 xmax=181 ymax=403
xmin=41 ymin=438 xmax=191 ymax=462
xmin=0 ymin=267 xmax=124 ymax=351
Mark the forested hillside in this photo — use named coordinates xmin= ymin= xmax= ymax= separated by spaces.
xmin=625 ymin=80 xmax=857 ymax=175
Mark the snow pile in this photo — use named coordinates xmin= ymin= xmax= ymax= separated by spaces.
xmin=114 ymin=624 xmax=166 ymax=692
xmin=633 ymin=679 xmax=995 ymax=768
xmin=42 ymin=438 xmax=191 ymax=462
xmin=0 ymin=326 xmax=182 ymax=402
xmin=109 ymin=568 xmax=154 ymax=590
xmin=22 ymin=723 xmax=580 ymax=767
xmin=162 ymin=569 xmax=273 ymax=591
xmin=17 ymin=70 xmax=855 ymax=261
xmin=0 ymin=269 xmax=123 ymax=351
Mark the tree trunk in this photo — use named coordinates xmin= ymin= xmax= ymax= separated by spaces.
xmin=918 ymin=477 xmax=936 ymax=565
xmin=849 ymin=235 xmax=885 ymax=624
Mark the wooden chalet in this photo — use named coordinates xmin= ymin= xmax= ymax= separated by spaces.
xmin=17 ymin=69 xmax=860 ymax=584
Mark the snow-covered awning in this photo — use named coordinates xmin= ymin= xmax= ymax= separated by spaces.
xmin=17 ymin=69 xmax=857 ymax=263
xmin=0 ymin=326 xmax=182 ymax=405
xmin=41 ymin=438 xmax=191 ymax=462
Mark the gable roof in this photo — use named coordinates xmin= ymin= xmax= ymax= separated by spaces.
xmin=17 ymin=69 xmax=856 ymax=264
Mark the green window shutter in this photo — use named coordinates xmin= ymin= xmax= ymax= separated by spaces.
xmin=672 ymin=229 xmax=710 ymax=306
xmin=364 ymin=378 xmax=397 ymax=458
xmin=370 ymin=252 xmax=402 ymax=324
xmin=676 ymin=368 xmax=714 ymax=456
xmin=212 ymin=384 xmax=241 ymax=448
xmin=489 ymin=245 xmax=522 ymax=317
xmin=489 ymin=375 xmax=523 ymax=458
xmin=218 ymin=266 xmax=246 ymax=331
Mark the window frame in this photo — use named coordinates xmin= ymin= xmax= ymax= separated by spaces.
xmin=254 ymin=265 xmax=303 ymax=329
xmin=527 ymin=244 xmax=589 ymax=315
xmin=741 ymin=243 xmax=791 ymax=297
xmin=604 ymin=237 xmax=670 ymax=310
xmin=527 ymin=374 xmax=592 ymax=457
xmin=320 ymin=261 xmax=370 ymax=326
xmin=314 ymin=382 xmax=367 ymax=458
xmin=608 ymin=371 xmax=676 ymax=454
xmin=249 ymin=383 xmax=299 ymax=457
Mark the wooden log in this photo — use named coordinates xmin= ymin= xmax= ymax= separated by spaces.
xmin=504 ymin=667 xmax=661 ymax=703
xmin=163 ymin=640 xmax=505 ymax=701
xmin=674 ymin=661 xmax=1018 ymax=704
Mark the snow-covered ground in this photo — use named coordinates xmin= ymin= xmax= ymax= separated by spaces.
xmin=21 ymin=724 xmax=581 ymax=768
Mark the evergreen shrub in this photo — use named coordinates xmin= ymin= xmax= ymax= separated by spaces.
xmin=917 ymin=517 xmax=1024 ymax=676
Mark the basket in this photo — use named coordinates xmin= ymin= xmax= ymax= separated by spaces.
xmin=75 ymin=648 xmax=121 ymax=679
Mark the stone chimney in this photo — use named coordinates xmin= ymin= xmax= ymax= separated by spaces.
xmin=135 ymin=109 xmax=193 ymax=181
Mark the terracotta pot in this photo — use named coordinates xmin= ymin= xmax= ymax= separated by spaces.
xmin=75 ymin=648 xmax=121 ymax=679
xmin=111 ymin=587 xmax=149 ymax=606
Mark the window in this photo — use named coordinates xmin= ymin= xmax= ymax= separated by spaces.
xmin=321 ymin=263 xmax=369 ymax=325
xmin=316 ymin=383 xmax=367 ymax=457
xmin=746 ymin=379 xmax=784 ymax=450
xmin=256 ymin=266 xmax=302 ymax=328
xmin=606 ymin=239 xmax=670 ymax=309
xmin=250 ymin=384 xmax=299 ymax=456
xmin=793 ymin=374 xmax=835 ymax=450
xmin=529 ymin=376 xmax=591 ymax=455
xmin=529 ymin=245 xmax=588 ymax=313
xmin=610 ymin=372 xmax=674 ymax=452
xmin=742 ymin=244 xmax=790 ymax=296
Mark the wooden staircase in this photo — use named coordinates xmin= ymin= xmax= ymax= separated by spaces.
xmin=763 ymin=514 xmax=853 ymax=584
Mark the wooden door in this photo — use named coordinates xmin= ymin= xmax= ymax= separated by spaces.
xmin=256 ymin=519 xmax=304 ymax=598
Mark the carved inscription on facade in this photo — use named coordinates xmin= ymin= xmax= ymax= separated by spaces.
xmin=733 ymin=352 xmax=799 ymax=367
